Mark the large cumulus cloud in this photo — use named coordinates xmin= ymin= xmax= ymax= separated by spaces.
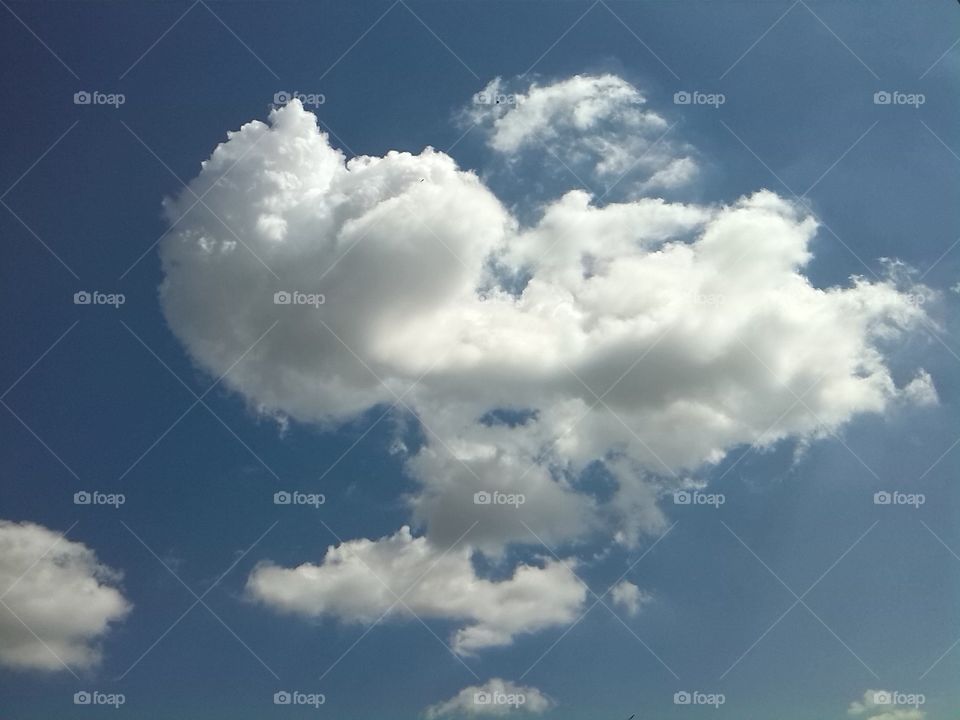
xmin=160 ymin=75 xmax=932 ymax=649
xmin=0 ymin=520 xmax=130 ymax=671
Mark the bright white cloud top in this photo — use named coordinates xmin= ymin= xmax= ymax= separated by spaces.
xmin=160 ymin=75 xmax=934 ymax=650
xmin=425 ymin=678 xmax=553 ymax=717
xmin=0 ymin=520 xmax=130 ymax=671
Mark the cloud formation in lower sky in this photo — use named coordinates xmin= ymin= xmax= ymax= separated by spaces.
xmin=0 ymin=520 xmax=130 ymax=671
xmin=159 ymin=75 xmax=934 ymax=650
xmin=418 ymin=683 xmax=928 ymax=718
xmin=246 ymin=526 xmax=584 ymax=654
xmin=425 ymin=678 xmax=553 ymax=717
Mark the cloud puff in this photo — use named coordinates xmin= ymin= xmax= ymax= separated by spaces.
xmin=848 ymin=690 xmax=925 ymax=720
xmin=465 ymin=74 xmax=697 ymax=196
xmin=160 ymin=77 xmax=932 ymax=649
xmin=0 ymin=520 xmax=130 ymax=671
xmin=425 ymin=678 xmax=553 ymax=717
xmin=246 ymin=526 xmax=585 ymax=655
xmin=610 ymin=580 xmax=650 ymax=616
xmin=900 ymin=369 xmax=937 ymax=407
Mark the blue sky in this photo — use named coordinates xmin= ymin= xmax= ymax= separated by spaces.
xmin=1 ymin=1 xmax=958 ymax=719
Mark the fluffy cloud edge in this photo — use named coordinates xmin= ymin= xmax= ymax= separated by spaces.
xmin=0 ymin=520 xmax=131 ymax=672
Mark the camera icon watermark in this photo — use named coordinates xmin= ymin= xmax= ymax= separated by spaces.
xmin=273 ymin=490 xmax=325 ymax=508
xmin=873 ymin=90 xmax=925 ymax=108
xmin=273 ymin=290 xmax=325 ymax=308
xmin=474 ymin=91 xmax=521 ymax=106
xmin=74 ymin=290 xmax=125 ymax=308
xmin=73 ymin=690 xmax=125 ymax=708
xmin=74 ymin=490 xmax=125 ymax=508
xmin=873 ymin=690 xmax=925 ymax=709
xmin=674 ymin=690 xmax=725 ymax=707
xmin=674 ymin=90 xmax=725 ymax=108
xmin=273 ymin=690 xmax=325 ymax=707
xmin=73 ymin=90 xmax=125 ymax=109
xmin=474 ymin=691 xmax=526 ymax=708
xmin=673 ymin=490 xmax=725 ymax=508
xmin=273 ymin=91 xmax=325 ymax=108
xmin=473 ymin=490 xmax=525 ymax=508
xmin=689 ymin=292 xmax=725 ymax=306
xmin=873 ymin=490 xmax=925 ymax=508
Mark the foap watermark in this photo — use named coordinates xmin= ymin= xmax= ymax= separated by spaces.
xmin=689 ymin=292 xmax=725 ymax=307
xmin=274 ymin=290 xmax=325 ymax=308
xmin=74 ymin=90 xmax=125 ymax=108
xmin=873 ymin=690 xmax=925 ymax=709
xmin=74 ymin=290 xmax=125 ymax=308
xmin=673 ymin=490 xmax=725 ymax=508
xmin=474 ymin=91 xmax=521 ymax=106
xmin=73 ymin=691 xmax=125 ymax=708
xmin=873 ymin=490 xmax=925 ymax=508
xmin=474 ymin=490 xmax=525 ymax=508
xmin=74 ymin=490 xmax=125 ymax=508
xmin=873 ymin=90 xmax=925 ymax=108
xmin=674 ymin=691 xmax=725 ymax=708
xmin=274 ymin=490 xmax=325 ymax=508
xmin=474 ymin=691 xmax=526 ymax=709
xmin=273 ymin=690 xmax=325 ymax=708
xmin=273 ymin=91 xmax=325 ymax=108
xmin=674 ymin=90 xmax=725 ymax=108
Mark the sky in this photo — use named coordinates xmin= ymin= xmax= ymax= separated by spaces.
xmin=0 ymin=1 xmax=959 ymax=719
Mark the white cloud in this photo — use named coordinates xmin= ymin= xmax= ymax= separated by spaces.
xmin=246 ymin=526 xmax=585 ymax=654
xmin=160 ymin=80 xmax=933 ymax=649
xmin=465 ymin=74 xmax=697 ymax=196
xmin=425 ymin=678 xmax=553 ymax=717
xmin=610 ymin=580 xmax=650 ymax=616
xmin=901 ymin=369 xmax=937 ymax=407
xmin=0 ymin=520 xmax=130 ymax=671
xmin=848 ymin=690 xmax=926 ymax=720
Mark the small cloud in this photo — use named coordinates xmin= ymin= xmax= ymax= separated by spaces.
xmin=901 ymin=370 xmax=937 ymax=407
xmin=425 ymin=678 xmax=553 ymax=717
xmin=610 ymin=580 xmax=652 ymax=616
